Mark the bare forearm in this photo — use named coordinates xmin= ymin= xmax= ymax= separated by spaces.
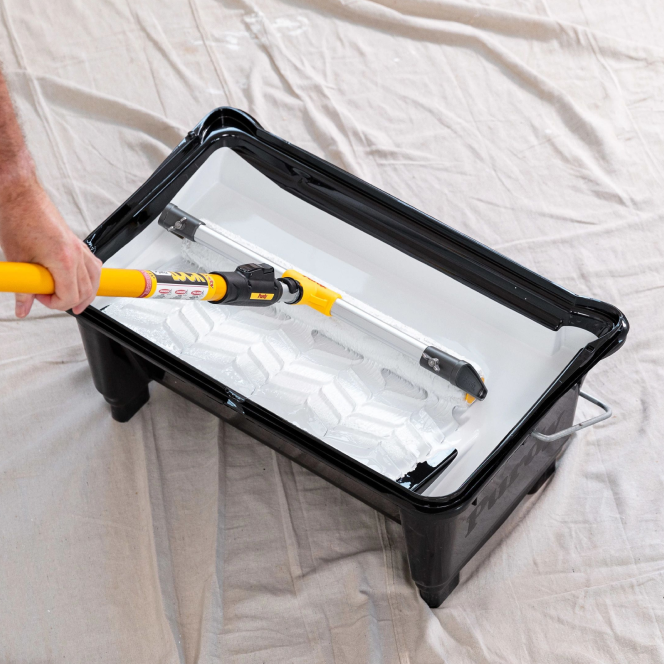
xmin=0 ymin=64 xmax=102 ymax=317
xmin=0 ymin=68 xmax=36 ymax=197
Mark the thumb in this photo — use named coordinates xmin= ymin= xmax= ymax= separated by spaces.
xmin=15 ymin=293 xmax=35 ymax=318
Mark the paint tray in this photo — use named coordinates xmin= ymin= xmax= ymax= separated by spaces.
xmin=78 ymin=109 xmax=627 ymax=606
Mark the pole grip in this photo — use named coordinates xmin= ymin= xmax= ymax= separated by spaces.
xmin=0 ymin=262 xmax=55 ymax=294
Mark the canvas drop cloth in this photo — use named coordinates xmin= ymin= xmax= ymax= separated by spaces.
xmin=1 ymin=0 xmax=663 ymax=662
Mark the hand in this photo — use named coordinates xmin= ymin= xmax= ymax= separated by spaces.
xmin=0 ymin=176 xmax=102 ymax=317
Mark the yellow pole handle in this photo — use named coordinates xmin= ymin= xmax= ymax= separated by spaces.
xmin=0 ymin=262 xmax=227 ymax=302
xmin=0 ymin=262 xmax=55 ymax=295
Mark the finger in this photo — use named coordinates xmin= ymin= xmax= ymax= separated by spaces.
xmin=48 ymin=256 xmax=80 ymax=311
xmin=71 ymin=250 xmax=102 ymax=315
xmin=83 ymin=251 xmax=102 ymax=292
xmin=15 ymin=293 xmax=35 ymax=318
xmin=62 ymin=264 xmax=90 ymax=316
xmin=71 ymin=258 xmax=95 ymax=315
xmin=76 ymin=258 xmax=94 ymax=305
xmin=35 ymin=294 xmax=53 ymax=308
xmin=72 ymin=293 xmax=97 ymax=315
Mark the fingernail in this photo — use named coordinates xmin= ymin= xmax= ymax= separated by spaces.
xmin=15 ymin=303 xmax=26 ymax=318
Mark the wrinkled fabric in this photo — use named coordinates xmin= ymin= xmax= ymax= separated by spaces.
xmin=0 ymin=1 xmax=663 ymax=662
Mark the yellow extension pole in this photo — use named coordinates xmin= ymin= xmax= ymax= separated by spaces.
xmin=0 ymin=261 xmax=485 ymax=401
xmin=0 ymin=262 xmax=227 ymax=302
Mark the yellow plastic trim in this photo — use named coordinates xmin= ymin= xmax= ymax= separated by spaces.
xmin=282 ymin=269 xmax=341 ymax=316
xmin=203 ymin=274 xmax=226 ymax=301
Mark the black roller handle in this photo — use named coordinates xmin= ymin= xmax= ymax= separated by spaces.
xmin=208 ymin=262 xmax=301 ymax=308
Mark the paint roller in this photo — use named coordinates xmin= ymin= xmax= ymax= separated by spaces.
xmin=0 ymin=204 xmax=487 ymax=401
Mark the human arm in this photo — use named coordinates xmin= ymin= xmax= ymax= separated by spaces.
xmin=0 ymin=66 xmax=101 ymax=317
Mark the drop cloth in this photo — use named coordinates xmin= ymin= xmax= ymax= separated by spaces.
xmin=1 ymin=0 xmax=663 ymax=661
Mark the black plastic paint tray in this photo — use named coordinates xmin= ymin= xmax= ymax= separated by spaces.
xmin=78 ymin=109 xmax=628 ymax=607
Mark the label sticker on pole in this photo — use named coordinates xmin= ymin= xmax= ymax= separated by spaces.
xmin=140 ymin=271 xmax=215 ymax=301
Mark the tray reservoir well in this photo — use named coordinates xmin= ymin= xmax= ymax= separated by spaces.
xmin=96 ymin=147 xmax=597 ymax=495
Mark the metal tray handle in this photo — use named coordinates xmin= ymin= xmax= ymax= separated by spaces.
xmin=532 ymin=391 xmax=612 ymax=442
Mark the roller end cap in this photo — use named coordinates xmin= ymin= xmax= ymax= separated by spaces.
xmin=456 ymin=364 xmax=487 ymax=401
xmin=420 ymin=346 xmax=487 ymax=400
xmin=158 ymin=203 xmax=205 ymax=241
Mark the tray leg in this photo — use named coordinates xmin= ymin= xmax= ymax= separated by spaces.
xmin=78 ymin=320 xmax=152 ymax=422
xmin=417 ymin=573 xmax=460 ymax=608
xmin=527 ymin=461 xmax=556 ymax=495
xmin=400 ymin=508 xmax=460 ymax=609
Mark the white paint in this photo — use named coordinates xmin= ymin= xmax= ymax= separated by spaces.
xmin=97 ymin=147 xmax=596 ymax=495
xmin=104 ymin=274 xmax=464 ymax=482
